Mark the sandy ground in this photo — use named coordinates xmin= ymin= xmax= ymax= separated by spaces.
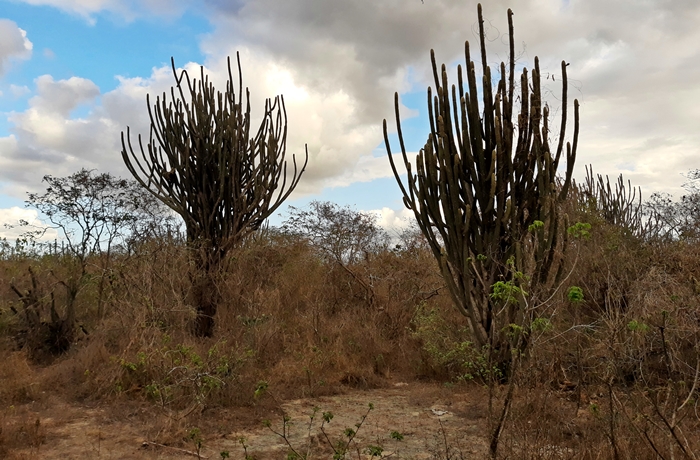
xmin=2 ymin=383 xmax=490 ymax=459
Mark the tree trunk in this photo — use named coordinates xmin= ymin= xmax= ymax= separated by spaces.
xmin=190 ymin=272 xmax=218 ymax=337
xmin=189 ymin=248 xmax=223 ymax=338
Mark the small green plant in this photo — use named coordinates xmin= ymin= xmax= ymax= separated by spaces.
xmin=531 ymin=317 xmax=553 ymax=333
xmin=391 ymin=430 xmax=405 ymax=440
xmin=254 ymin=381 xmax=269 ymax=399
xmin=528 ymin=220 xmax=545 ymax=232
xmin=490 ymin=261 xmax=529 ymax=308
xmin=328 ymin=403 xmax=374 ymax=459
xmin=567 ymin=222 xmax=592 ymax=239
xmin=411 ymin=303 xmax=495 ymax=381
xmin=238 ymin=437 xmax=254 ymax=460
xmin=263 ymin=407 xmax=318 ymax=459
xmin=262 ymin=403 xmax=376 ymax=460
xmin=627 ymin=319 xmax=649 ymax=333
xmin=187 ymin=427 xmax=203 ymax=459
xmin=113 ymin=338 xmax=248 ymax=410
xmin=567 ymin=286 xmax=585 ymax=303
xmin=505 ymin=323 xmax=524 ymax=340
xmin=490 ymin=280 xmax=527 ymax=306
xmin=119 ymin=351 xmax=147 ymax=373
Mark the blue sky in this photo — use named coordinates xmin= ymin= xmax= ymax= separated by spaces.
xmin=0 ymin=2 xmax=208 ymax=91
xmin=1 ymin=0 xmax=700 ymax=239
xmin=0 ymin=1 xmax=211 ymax=208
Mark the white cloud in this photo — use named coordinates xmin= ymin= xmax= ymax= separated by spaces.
xmin=0 ymin=19 xmax=33 ymax=76
xmin=0 ymin=207 xmax=59 ymax=241
xmin=7 ymin=75 xmax=101 ymax=156
xmin=367 ymin=206 xmax=414 ymax=234
xmin=199 ymin=0 xmax=700 ymax=198
xmin=17 ymin=0 xmax=192 ymax=23
xmin=0 ymin=74 xmax=119 ymax=194
xmin=322 ymin=153 xmax=411 ymax=189
xmin=31 ymin=75 xmax=100 ymax=115
xmin=9 ymin=84 xmax=30 ymax=98
xmin=0 ymin=64 xmax=218 ymax=196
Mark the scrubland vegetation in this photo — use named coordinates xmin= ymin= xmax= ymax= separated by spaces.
xmin=1 ymin=171 xmax=700 ymax=459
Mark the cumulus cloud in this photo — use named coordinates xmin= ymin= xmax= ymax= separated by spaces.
xmin=199 ymin=0 xmax=700 ymax=197
xmin=3 ymin=75 xmax=105 ymax=185
xmin=0 ymin=207 xmax=59 ymax=241
xmin=0 ymin=48 xmax=411 ymax=199
xmin=200 ymin=0 xmax=457 ymax=144
xmin=0 ymin=68 xmax=174 ymax=195
xmin=0 ymin=19 xmax=33 ymax=76
xmin=29 ymin=75 xmax=100 ymax=116
xmin=321 ymin=153 xmax=411 ymax=190
xmin=367 ymin=206 xmax=414 ymax=234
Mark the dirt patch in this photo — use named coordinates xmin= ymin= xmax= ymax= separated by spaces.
xmin=2 ymin=383 xmax=489 ymax=459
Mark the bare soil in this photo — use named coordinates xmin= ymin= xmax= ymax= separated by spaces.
xmin=2 ymin=383 xmax=490 ymax=459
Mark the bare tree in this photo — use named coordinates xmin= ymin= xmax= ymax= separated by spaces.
xmin=12 ymin=169 xmax=158 ymax=355
xmin=283 ymin=201 xmax=390 ymax=307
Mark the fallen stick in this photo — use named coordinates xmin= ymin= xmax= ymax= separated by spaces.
xmin=141 ymin=441 xmax=208 ymax=458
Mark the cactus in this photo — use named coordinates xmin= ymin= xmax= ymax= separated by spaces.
xmin=383 ymin=5 xmax=579 ymax=370
xmin=121 ymin=54 xmax=308 ymax=336
xmin=578 ymin=165 xmax=643 ymax=236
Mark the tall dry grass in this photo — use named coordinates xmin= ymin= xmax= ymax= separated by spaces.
xmin=1 ymin=228 xmax=450 ymax=408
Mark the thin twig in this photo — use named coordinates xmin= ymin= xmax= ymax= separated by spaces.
xmin=142 ymin=441 xmax=209 ymax=458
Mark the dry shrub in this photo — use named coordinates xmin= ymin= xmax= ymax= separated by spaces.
xmin=498 ymin=383 xmax=668 ymax=460
xmin=0 ymin=352 xmax=44 ymax=458
xmin=210 ymin=231 xmax=444 ymax=397
xmin=0 ymin=206 xmax=465 ymax=434
xmin=0 ymin=352 xmax=39 ymax=406
xmin=0 ymin=406 xmax=44 ymax=458
xmin=495 ymin=216 xmax=700 ymax=459
xmin=0 ymin=228 xmax=453 ymax=419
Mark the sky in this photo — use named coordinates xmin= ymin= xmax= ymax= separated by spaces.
xmin=1 ymin=0 xmax=699 ymax=240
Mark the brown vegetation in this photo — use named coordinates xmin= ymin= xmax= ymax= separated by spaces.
xmin=0 ymin=185 xmax=699 ymax=459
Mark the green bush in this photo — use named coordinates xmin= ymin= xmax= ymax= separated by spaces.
xmin=411 ymin=303 xmax=494 ymax=382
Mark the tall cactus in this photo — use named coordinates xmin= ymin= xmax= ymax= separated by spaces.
xmin=580 ymin=165 xmax=643 ymax=237
xmin=384 ymin=5 xmax=579 ymax=369
xmin=121 ymin=54 xmax=308 ymax=337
